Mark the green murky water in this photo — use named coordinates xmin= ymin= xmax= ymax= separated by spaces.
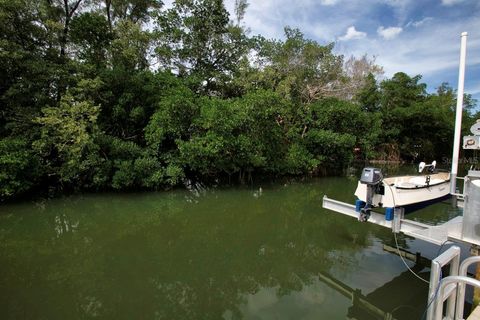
xmin=0 ymin=173 xmax=462 ymax=319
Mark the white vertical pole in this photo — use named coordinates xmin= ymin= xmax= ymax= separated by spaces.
xmin=450 ymin=32 xmax=468 ymax=195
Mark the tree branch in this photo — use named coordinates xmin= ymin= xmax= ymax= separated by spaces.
xmin=69 ymin=0 xmax=82 ymax=17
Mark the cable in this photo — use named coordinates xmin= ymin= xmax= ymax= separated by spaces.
xmin=385 ymin=180 xmax=443 ymax=318
xmin=418 ymin=240 xmax=452 ymax=319
xmin=385 ymin=182 xmax=430 ymax=284
xmin=420 ymin=269 xmax=443 ymax=320
xmin=384 ymin=176 xmax=448 ymax=318
xmin=393 ymin=231 xmax=430 ymax=284
xmin=436 ymin=239 xmax=450 ymax=258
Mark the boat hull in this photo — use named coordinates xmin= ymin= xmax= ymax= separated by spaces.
xmin=354 ymin=172 xmax=451 ymax=210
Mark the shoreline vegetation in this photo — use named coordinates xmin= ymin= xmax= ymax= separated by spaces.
xmin=0 ymin=0 xmax=478 ymax=202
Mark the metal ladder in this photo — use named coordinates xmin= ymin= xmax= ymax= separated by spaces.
xmin=427 ymin=246 xmax=480 ymax=320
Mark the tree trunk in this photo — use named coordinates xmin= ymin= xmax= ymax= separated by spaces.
xmin=57 ymin=0 xmax=82 ymax=101
xmin=60 ymin=0 xmax=83 ymax=57
xmin=105 ymin=0 xmax=112 ymax=31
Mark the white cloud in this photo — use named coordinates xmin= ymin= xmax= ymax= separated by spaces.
xmin=319 ymin=0 xmax=340 ymax=5
xmin=406 ymin=17 xmax=433 ymax=28
xmin=222 ymin=0 xmax=480 ymax=98
xmin=339 ymin=17 xmax=480 ymax=82
xmin=339 ymin=26 xmax=367 ymax=41
xmin=312 ymin=23 xmax=341 ymax=41
xmin=383 ymin=0 xmax=415 ymax=24
xmin=226 ymin=0 xmax=360 ymax=42
xmin=377 ymin=26 xmax=403 ymax=40
xmin=442 ymin=0 xmax=466 ymax=6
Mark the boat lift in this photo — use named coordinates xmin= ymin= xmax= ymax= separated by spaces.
xmin=322 ymin=164 xmax=480 ymax=246
xmin=323 ymin=32 xmax=480 ymax=319
xmin=323 ymin=32 xmax=478 ymax=247
xmin=322 ymin=196 xmax=468 ymax=245
xmin=324 ymin=32 xmax=478 ymax=246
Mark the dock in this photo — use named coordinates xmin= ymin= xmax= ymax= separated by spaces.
xmin=322 ymin=32 xmax=480 ymax=320
xmin=469 ymin=306 xmax=480 ymax=320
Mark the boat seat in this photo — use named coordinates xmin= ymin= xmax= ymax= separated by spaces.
xmin=396 ymin=182 xmax=417 ymax=188
xmin=397 ymin=177 xmax=445 ymax=188
xmin=409 ymin=177 xmax=444 ymax=185
xmin=409 ymin=177 xmax=427 ymax=186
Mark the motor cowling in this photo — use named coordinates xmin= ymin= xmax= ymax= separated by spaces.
xmin=360 ymin=167 xmax=383 ymax=185
xmin=359 ymin=167 xmax=383 ymax=222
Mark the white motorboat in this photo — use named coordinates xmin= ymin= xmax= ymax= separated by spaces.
xmin=354 ymin=162 xmax=451 ymax=221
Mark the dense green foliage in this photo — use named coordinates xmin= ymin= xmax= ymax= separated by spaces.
xmin=0 ymin=0 xmax=477 ymax=200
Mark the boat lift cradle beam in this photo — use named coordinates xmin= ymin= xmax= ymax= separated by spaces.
xmin=322 ymin=196 xmax=470 ymax=246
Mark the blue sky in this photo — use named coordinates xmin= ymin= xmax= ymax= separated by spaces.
xmin=218 ymin=0 xmax=480 ymax=104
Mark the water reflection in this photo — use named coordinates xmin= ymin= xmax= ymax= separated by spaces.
xmin=234 ymin=268 xmax=428 ymax=320
xmin=0 ymin=178 xmax=436 ymax=319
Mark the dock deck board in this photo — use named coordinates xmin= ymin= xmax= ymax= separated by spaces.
xmin=468 ymin=306 xmax=480 ymax=320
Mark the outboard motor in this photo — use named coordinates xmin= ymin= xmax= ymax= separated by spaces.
xmin=359 ymin=167 xmax=383 ymax=222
